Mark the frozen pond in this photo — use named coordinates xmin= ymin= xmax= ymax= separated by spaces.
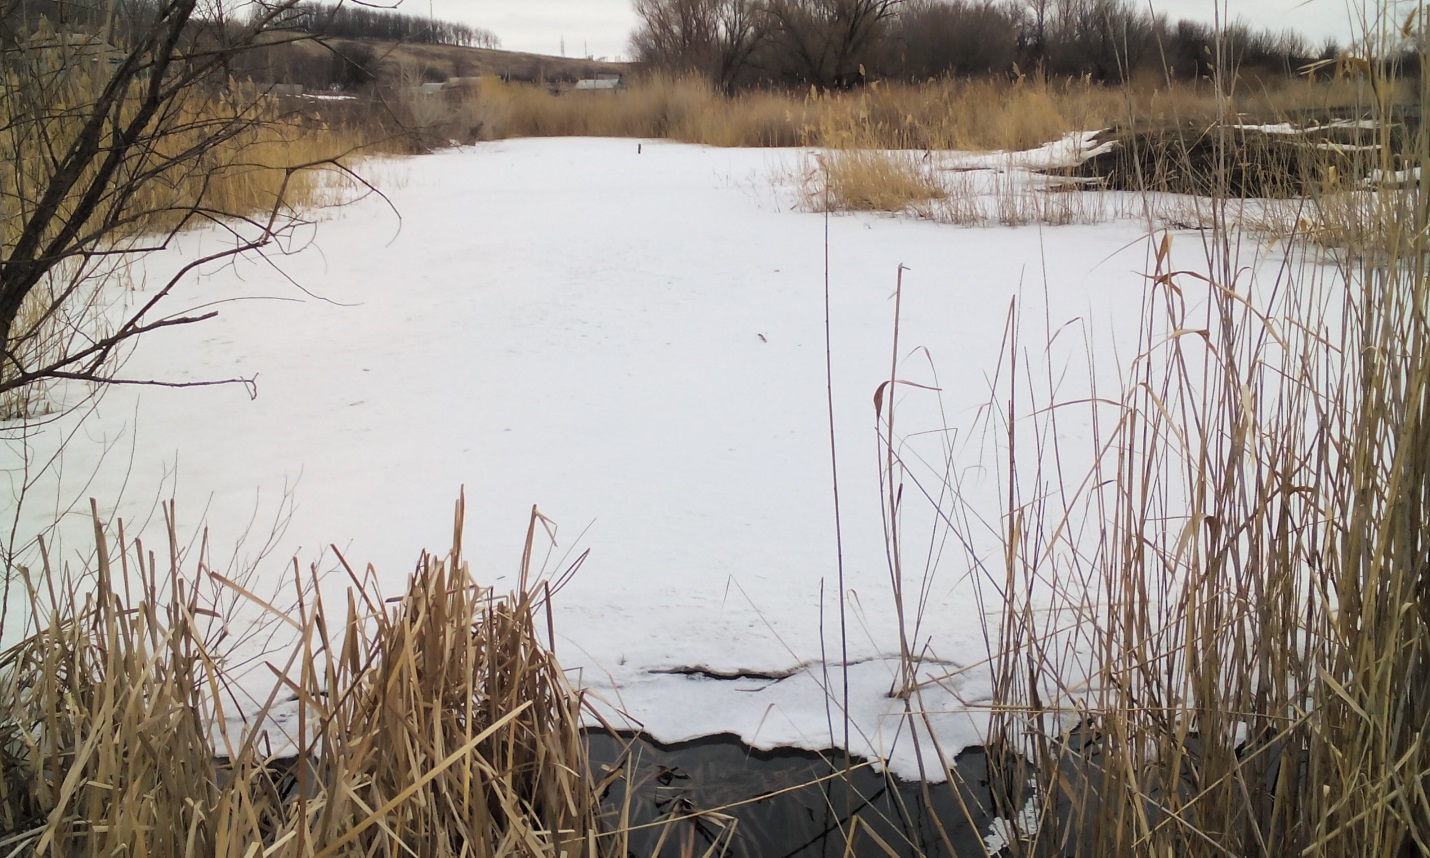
xmin=0 ymin=137 xmax=1325 ymax=777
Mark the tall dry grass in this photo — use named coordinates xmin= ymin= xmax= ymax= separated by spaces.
xmin=0 ymin=498 xmax=623 ymax=856
xmin=933 ymin=27 xmax=1430 ymax=858
xmin=0 ymin=54 xmax=367 ymax=250
xmin=415 ymin=71 xmax=1377 ymax=153
xmin=364 ymin=64 xmax=1396 ymax=233
xmin=794 ymin=67 xmax=1403 ymax=230
xmin=433 ymin=74 xmax=1094 ymax=149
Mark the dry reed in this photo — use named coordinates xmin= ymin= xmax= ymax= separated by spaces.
xmin=409 ymin=72 xmax=1378 ymax=153
xmin=938 ymin=27 xmax=1430 ymax=858
xmin=0 ymin=497 xmax=624 ymax=856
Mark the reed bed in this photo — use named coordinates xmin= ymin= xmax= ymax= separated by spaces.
xmin=929 ymin=38 xmax=1430 ymax=858
xmin=797 ymin=94 xmax=1415 ymax=236
xmin=0 ymin=498 xmax=624 ymax=856
xmin=414 ymin=72 xmax=1375 ymax=153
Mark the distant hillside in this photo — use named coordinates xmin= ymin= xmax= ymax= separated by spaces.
xmin=236 ymin=34 xmax=635 ymax=91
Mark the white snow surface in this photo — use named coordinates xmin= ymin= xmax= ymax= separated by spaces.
xmin=2 ymin=137 xmax=1310 ymax=779
xmin=940 ymin=129 xmax=1115 ymax=170
xmin=1366 ymin=166 xmax=1422 ymax=187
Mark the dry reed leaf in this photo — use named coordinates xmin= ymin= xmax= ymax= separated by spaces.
xmin=873 ymin=379 xmax=942 ymax=420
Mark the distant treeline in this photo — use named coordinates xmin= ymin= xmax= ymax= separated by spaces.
xmin=0 ymin=0 xmax=499 ymax=51
xmin=282 ymin=3 xmax=499 ymax=49
xmin=0 ymin=0 xmax=170 ymax=46
xmin=632 ymin=0 xmax=1358 ymax=92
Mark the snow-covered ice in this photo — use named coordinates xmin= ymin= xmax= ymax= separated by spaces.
xmin=1 ymin=137 xmax=1319 ymax=778
xmin=940 ymin=129 xmax=1116 ymax=170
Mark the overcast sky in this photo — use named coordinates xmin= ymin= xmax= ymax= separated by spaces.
xmin=429 ymin=1 xmax=1378 ymax=62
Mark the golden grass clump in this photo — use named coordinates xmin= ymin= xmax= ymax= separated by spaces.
xmin=806 ymin=149 xmax=946 ymax=215
xmin=796 ymin=126 xmax=1118 ymax=226
xmin=0 ymin=498 xmax=620 ymax=856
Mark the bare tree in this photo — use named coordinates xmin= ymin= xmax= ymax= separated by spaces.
xmin=290 ymin=2 xmax=501 ymax=48
xmin=631 ymin=0 xmax=764 ymax=92
xmin=0 ymin=0 xmax=365 ymax=417
xmin=712 ymin=0 xmax=763 ymax=92
xmin=889 ymin=0 xmax=1018 ymax=79
xmin=760 ymin=0 xmax=903 ymax=88
xmin=631 ymin=0 xmax=719 ymax=73
xmin=1019 ymin=0 xmax=1053 ymax=71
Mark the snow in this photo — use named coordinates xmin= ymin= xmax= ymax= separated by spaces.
xmin=1 ymin=136 xmax=1321 ymax=779
xmin=1314 ymin=142 xmax=1379 ymax=153
xmin=940 ymin=129 xmax=1116 ymax=170
xmin=1236 ymin=118 xmax=1380 ymax=136
xmin=1365 ymin=166 xmax=1421 ymax=187
xmin=1236 ymin=122 xmax=1301 ymax=135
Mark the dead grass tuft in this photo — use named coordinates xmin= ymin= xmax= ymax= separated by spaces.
xmin=806 ymin=149 xmax=946 ymax=214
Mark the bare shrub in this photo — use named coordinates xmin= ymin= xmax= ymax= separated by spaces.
xmin=0 ymin=0 xmax=372 ymax=419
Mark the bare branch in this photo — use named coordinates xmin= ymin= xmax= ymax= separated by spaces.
xmin=0 ymin=0 xmax=364 ymax=417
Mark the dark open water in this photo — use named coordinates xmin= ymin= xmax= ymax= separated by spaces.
xmin=585 ymin=731 xmax=1005 ymax=857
